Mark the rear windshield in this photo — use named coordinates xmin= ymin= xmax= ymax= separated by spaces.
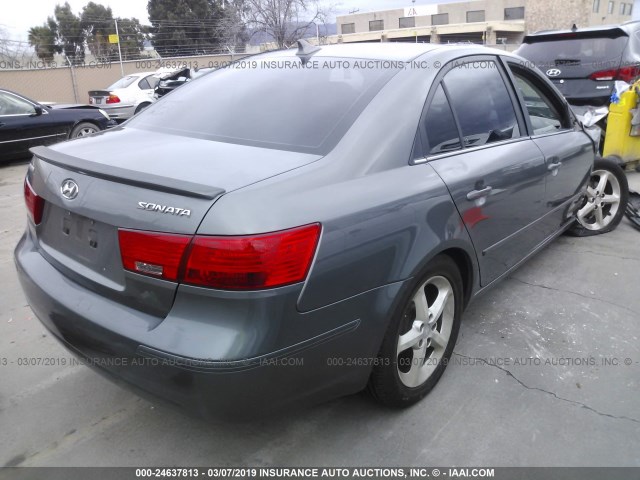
xmin=107 ymin=75 xmax=139 ymax=90
xmin=518 ymin=35 xmax=628 ymax=71
xmin=128 ymin=56 xmax=399 ymax=154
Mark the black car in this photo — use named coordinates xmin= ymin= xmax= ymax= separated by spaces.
xmin=0 ymin=89 xmax=117 ymax=163
xmin=515 ymin=22 xmax=640 ymax=107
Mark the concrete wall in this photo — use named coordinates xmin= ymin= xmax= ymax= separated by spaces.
xmin=0 ymin=54 xmax=244 ymax=105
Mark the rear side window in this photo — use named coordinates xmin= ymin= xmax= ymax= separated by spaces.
xmin=443 ymin=61 xmax=520 ymax=148
xmin=507 ymin=65 xmax=567 ymax=135
xmin=129 ymin=57 xmax=398 ymax=154
xmin=422 ymin=84 xmax=461 ymax=155
xmin=138 ymin=77 xmax=151 ymax=90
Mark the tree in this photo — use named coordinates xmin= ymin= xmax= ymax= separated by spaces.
xmin=27 ymin=20 xmax=60 ymax=64
xmin=147 ymin=0 xmax=227 ymax=57
xmin=115 ymin=18 xmax=147 ymax=60
xmin=81 ymin=3 xmax=146 ymax=61
xmin=241 ymin=0 xmax=328 ymax=49
xmin=54 ymin=2 xmax=86 ymax=65
xmin=81 ymin=2 xmax=115 ymax=61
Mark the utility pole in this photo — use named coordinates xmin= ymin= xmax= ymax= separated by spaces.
xmin=114 ymin=19 xmax=125 ymax=77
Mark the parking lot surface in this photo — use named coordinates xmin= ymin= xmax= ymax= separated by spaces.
xmin=1 ymin=160 xmax=639 ymax=467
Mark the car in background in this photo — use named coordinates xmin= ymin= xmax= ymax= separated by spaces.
xmin=88 ymin=72 xmax=159 ymax=121
xmin=0 ymin=89 xmax=116 ymax=163
xmin=515 ymin=22 xmax=640 ymax=108
xmin=154 ymin=67 xmax=215 ymax=99
xmin=15 ymin=43 xmax=625 ymax=418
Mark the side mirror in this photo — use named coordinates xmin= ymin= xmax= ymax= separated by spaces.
xmin=33 ymin=105 xmax=44 ymax=116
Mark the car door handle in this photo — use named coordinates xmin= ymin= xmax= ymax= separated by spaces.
xmin=548 ymin=161 xmax=562 ymax=171
xmin=467 ymin=186 xmax=493 ymax=201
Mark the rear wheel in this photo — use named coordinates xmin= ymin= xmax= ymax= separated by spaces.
xmin=368 ymin=255 xmax=463 ymax=408
xmin=569 ymin=157 xmax=628 ymax=236
xmin=70 ymin=122 xmax=99 ymax=138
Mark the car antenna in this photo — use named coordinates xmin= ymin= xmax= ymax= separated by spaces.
xmin=296 ymin=39 xmax=321 ymax=65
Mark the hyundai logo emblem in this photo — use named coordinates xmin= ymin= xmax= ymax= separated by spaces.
xmin=60 ymin=179 xmax=79 ymax=200
xmin=546 ymin=68 xmax=562 ymax=77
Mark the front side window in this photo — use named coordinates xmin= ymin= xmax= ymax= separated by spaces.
xmin=508 ymin=65 xmax=567 ymax=135
xmin=422 ymin=84 xmax=461 ymax=155
xmin=443 ymin=60 xmax=520 ymax=148
xmin=0 ymin=92 xmax=36 ymax=116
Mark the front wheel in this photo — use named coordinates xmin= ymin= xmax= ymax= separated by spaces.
xmin=368 ymin=255 xmax=463 ymax=408
xmin=569 ymin=157 xmax=629 ymax=236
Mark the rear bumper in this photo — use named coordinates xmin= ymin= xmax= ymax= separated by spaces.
xmin=14 ymin=229 xmax=405 ymax=418
xmin=100 ymin=104 xmax=135 ymax=120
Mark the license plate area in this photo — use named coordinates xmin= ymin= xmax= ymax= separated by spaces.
xmin=38 ymin=205 xmax=125 ymax=286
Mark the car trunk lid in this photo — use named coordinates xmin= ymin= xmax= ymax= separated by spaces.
xmin=27 ymin=127 xmax=322 ymax=317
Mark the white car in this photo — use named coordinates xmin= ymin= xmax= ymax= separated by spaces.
xmin=88 ymin=72 xmax=159 ymax=121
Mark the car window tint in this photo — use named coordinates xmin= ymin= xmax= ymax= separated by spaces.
xmin=138 ymin=77 xmax=151 ymax=90
xmin=509 ymin=67 xmax=564 ymax=135
xmin=128 ymin=58 xmax=399 ymax=154
xmin=443 ymin=61 xmax=520 ymax=148
xmin=0 ymin=92 xmax=35 ymax=115
xmin=423 ymin=84 xmax=461 ymax=155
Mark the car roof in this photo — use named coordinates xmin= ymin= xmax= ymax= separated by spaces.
xmin=264 ymin=42 xmax=516 ymax=62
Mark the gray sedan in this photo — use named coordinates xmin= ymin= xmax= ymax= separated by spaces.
xmin=14 ymin=42 xmax=623 ymax=418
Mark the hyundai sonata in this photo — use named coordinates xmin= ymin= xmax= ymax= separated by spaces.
xmin=15 ymin=42 xmax=617 ymax=417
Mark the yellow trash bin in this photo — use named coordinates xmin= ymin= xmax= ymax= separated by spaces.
xmin=602 ymin=80 xmax=640 ymax=164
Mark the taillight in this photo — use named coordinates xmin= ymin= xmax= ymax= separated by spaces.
xmin=589 ymin=65 xmax=640 ymax=82
xmin=184 ymin=224 xmax=321 ymax=290
xmin=117 ymin=224 xmax=321 ymax=290
xmin=118 ymin=230 xmax=191 ymax=281
xmin=106 ymin=95 xmax=120 ymax=104
xmin=24 ymin=177 xmax=44 ymax=225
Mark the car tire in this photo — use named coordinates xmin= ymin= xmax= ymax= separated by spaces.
xmin=70 ymin=122 xmax=99 ymax=139
xmin=135 ymin=103 xmax=151 ymax=115
xmin=568 ymin=157 xmax=629 ymax=237
xmin=368 ymin=255 xmax=463 ymax=408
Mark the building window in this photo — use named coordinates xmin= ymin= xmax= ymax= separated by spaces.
xmin=341 ymin=23 xmax=355 ymax=34
xmin=629 ymin=3 xmax=634 ymax=15
xmin=399 ymin=16 xmax=416 ymax=29
xmin=608 ymin=1 xmax=615 ymax=13
xmin=504 ymin=7 xmax=525 ymax=20
xmin=431 ymin=13 xmax=449 ymax=26
xmin=620 ymin=2 xmax=626 ymax=13
xmin=466 ymin=10 xmax=486 ymax=22
xmin=593 ymin=0 xmax=601 ymax=12
xmin=369 ymin=19 xmax=384 ymax=31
